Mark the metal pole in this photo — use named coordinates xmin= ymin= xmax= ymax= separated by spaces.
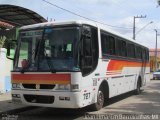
xmin=155 ymin=29 xmax=158 ymax=71
xmin=133 ymin=17 xmax=136 ymax=40
xmin=133 ymin=15 xmax=146 ymax=40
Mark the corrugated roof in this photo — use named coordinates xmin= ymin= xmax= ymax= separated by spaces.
xmin=0 ymin=4 xmax=47 ymax=27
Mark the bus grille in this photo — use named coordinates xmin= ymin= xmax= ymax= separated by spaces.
xmin=22 ymin=84 xmax=55 ymax=90
xmin=24 ymin=95 xmax=54 ymax=104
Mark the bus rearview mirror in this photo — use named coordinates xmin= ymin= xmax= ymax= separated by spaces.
xmin=82 ymin=25 xmax=91 ymax=38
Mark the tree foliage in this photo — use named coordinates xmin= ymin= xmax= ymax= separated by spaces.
xmin=0 ymin=36 xmax=6 ymax=48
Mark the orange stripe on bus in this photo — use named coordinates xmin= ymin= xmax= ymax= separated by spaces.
xmin=107 ymin=60 xmax=150 ymax=71
xmin=11 ymin=73 xmax=71 ymax=84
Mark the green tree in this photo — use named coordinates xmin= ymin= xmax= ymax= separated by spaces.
xmin=0 ymin=36 xmax=6 ymax=48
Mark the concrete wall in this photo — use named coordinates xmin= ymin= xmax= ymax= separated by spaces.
xmin=0 ymin=48 xmax=12 ymax=93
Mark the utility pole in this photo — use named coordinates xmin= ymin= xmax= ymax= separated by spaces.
xmin=133 ymin=15 xmax=146 ymax=40
xmin=154 ymin=29 xmax=158 ymax=71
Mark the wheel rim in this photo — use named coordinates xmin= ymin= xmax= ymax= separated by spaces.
xmin=97 ymin=90 xmax=104 ymax=107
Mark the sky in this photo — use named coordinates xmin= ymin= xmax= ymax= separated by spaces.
xmin=0 ymin=0 xmax=160 ymax=48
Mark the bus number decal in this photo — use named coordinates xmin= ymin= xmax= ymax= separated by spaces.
xmin=83 ymin=93 xmax=90 ymax=100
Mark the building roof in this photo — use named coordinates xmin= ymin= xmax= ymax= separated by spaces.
xmin=0 ymin=21 xmax=14 ymax=29
xmin=0 ymin=4 xmax=47 ymax=27
xmin=149 ymin=49 xmax=160 ymax=52
xmin=149 ymin=49 xmax=160 ymax=56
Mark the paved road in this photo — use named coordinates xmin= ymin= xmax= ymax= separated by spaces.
xmin=2 ymin=80 xmax=160 ymax=120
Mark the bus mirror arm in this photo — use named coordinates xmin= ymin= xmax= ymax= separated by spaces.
xmin=6 ymin=56 xmax=14 ymax=60
xmin=6 ymin=40 xmax=17 ymax=60
xmin=7 ymin=42 xmax=11 ymax=56
xmin=6 ymin=45 xmax=14 ymax=60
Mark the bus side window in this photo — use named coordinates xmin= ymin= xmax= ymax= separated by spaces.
xmin=146 ymin=49 xmax=149 ymax=62
xmin=101 ymin=32 xmax=116 ymax=56
xmin=116 ymin=39 xmax=126 ymax=57
xmin=142 ymin=48 xmax=146 ymax=62
xmin=127 ymin=43 xmax=135 ymax=58
xmin=121 ymin=40 xmax=127 ymax=57
xmin=107 ymin=36 xmax=116 ymax=55
xmin=135 ymin=46 xmax=142 ymax=60
xmin=101 ymin=34 xmax=107 ymax=54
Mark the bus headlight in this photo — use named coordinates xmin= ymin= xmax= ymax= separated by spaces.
xmin=12 ymin=94 xmax=21 ymax=98
xmin=12 ymin=83 xmax=21 ymax=89
xmin=57 ymin=84 xmax=70 ymax=90
xmin=71 ymin=84 xmax=79 ymax=91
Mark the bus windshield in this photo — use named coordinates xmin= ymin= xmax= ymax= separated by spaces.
xmin=14 ymin=26 xmax=81 ymax=72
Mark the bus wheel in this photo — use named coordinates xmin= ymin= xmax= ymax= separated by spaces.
xmin=91 ymin=88 xmax=104 ymax=111
xmin=134 ymin=80 xmax=141 ymax=95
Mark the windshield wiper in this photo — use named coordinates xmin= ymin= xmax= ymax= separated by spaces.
xmin=40 ymin=29 xmax=56 ymax=73
xmin=21 ymin=40 xmax=40 ymax=73
xmin=34 ymin=40 xmax=40 ymax=60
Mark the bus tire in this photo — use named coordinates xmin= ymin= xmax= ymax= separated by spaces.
xmin=91 ymin=88 xmax=104 ymax=111
xmin=134 ymin=79 xmax=141 ymax=95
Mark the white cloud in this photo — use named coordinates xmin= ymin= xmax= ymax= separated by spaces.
xmin=70 ymin=0 xmax=114 ymax=4
xmin=109 ymin=16 xmax=157 ymax=48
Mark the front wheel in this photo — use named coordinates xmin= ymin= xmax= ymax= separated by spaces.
xmin=90 ymin=88 xmax=104 ymax=111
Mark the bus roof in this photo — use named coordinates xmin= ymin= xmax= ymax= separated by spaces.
xmin=20 ymin=20 xmax=148 ymax=48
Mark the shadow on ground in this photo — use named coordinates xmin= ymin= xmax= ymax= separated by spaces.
xmin=103 ymin=81 xmax=160 ymax=114
xmin=1 ymin=81 xmax=160 ymax=120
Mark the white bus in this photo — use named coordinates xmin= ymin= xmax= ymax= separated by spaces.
xmin=7 ymin=20 xmax=150 ymax=111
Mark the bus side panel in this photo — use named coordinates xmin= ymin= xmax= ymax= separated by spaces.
xmin=80 ymin=59 xmax=109 ymax=105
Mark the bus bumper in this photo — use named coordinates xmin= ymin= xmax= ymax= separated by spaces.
xmin=11 ymin=90 xmax=84 ymax=108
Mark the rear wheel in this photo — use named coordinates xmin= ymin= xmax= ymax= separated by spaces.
xmin=134 ymin=80 xmax=141 ymax=95
xmin=91 ymin=88 xmax=104 ymax=111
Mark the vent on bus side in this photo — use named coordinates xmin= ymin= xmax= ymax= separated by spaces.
xmin=22 ymin=84 xmax=35 ymax=89
xmin=24 ymin=95 xmax=54 ymax=104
